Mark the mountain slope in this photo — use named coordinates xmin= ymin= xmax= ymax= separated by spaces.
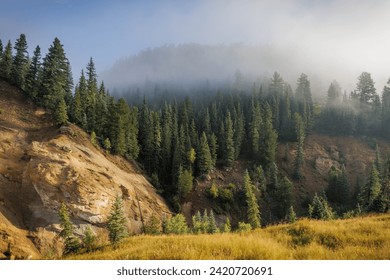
xmin=0 ymin=80 xmax=170 ymax=259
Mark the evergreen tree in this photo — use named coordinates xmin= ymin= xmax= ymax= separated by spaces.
xmin=294 ymin=113 xmax=305 ymax=179
xmin=0 ymin=40 xmax=12 ymax=80
xmin=244 ymin=170 xmax=261 ymax=228
xmin=359 ymin=165 xmax=382 ymax=212
xmin=209 ymin=133 xmax=218 ymax=167
xmin=222 ymin=217 xmax=231 ymax=233
xmin=295 ymin=73 xmax=313 ymax=128
xmin=288 ymin=206 xmax=297 ymax=223
xmin=40 ymin=38 xmax=73 ymax=111
xmin=382 ymin=78 xmax=390 ymax=138
xmin=249 ymin=98 xmax=261 ymax=158
xmin=274 ymin=176 xmax=293 ymax=219
xmin=260 ymin=103 xmax=278 ymax=169
xmin=0 ymin=39 xmax=3 ymax=58
xmin=356 ymin=72 xmax=377 ymax=105
xmin=58 ymin=202 xmax=80 ymax=255
xmin=224 ymin=111 xmax=235 ymax=167
xmin=25 ymin=45 xmax=42 ymax=100
xmin=55 ymin=97 xmax=68 ymax=126
xmin=308 ymin=193 xmax=334 ymax=220
xmin=208 ymin=210 xmax=218 ymax=234
xmin=82 ymin=226 xmax=97 ymax=252
xmin=192 ymin=211 xmax=203 ymax=234
xmin=86 ymin=57 xmax=98 ymax=131
xmin=71 ymin=70 xmax=87 ymax=128
xmin=177 ymin=167 xmax=193 ymax=199
xmin=165 ymin=214 xmax=188 ymax=234
xmin=198 ymin=132 xmax=212 ymax=175
xmin=103 ymin=138 xmax=111 ymax=152
xmin=107 ymin=195 xmax=128 ymax=244
xmin=12 ymin=34 xmax=29 ymax=90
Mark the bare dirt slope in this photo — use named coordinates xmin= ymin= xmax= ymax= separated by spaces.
xmin=0 ymin=80 xmax=170 ymax=259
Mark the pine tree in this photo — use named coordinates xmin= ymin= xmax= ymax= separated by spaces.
xmin=359 ymin=165 xmax=382 ymax=212
xmin=12 ymin=34 xmax=29 ymax=90
xmin=86 ymin=57 xmax=98 ymax=131
xmin=107 ymin=195 xmax=128 ymax=244
xmin=244 ymin=170 xmax=261 ymax=228
xmin=71 ymin=70 xmax=87 ymax=128
xmin=308 ymin=193 xmax=334 ymax=220
xmin=288 ymin=206 xmax=297 ymax=223
xmin=0 ymin=40 xmax=12 ymax=80
xmin=295 ymin=73 xmax=313 ymax=128
xmin=192 ymin=211 xmax=203 ymax=234
xmin=249 ymin=98 xmax=261 ymax=158
xmin=165 ymin=214 xmax=188 ymax=234
xmin=177 ymin=167 xmax=193 ymax=199
xmin=224 ymin=111 xmax=235 ymax=167
xmin=82 ymin=226 xmax=97 ymax=252
xmin=222 ymin=217 xmax=231 ymax=233
xmin=382 ymin=78 xmax=390 ymax=138
xmin=40 ymin=38 xmax=73 ymax=110
xmin=59 ymin=202 xmax=80 ymax=254
xmin=294 ymin=113 xmax=305 ymax=179
xmin=103 ymin=138 xmax=111 ymax=152
xmin=274 ymin=176 xmax=293 ymax=219
xmin=260 ymin=103 xmax=278 ymax=169
xmin=25 ymin=45 xmax=42 ymax=100
xmin=208 ymin=210 xmax=218 ymax=234
xmin=198 ymin=132 xmax=212 ymax=175
xmin=0 ymin=39 xmax=3 ymax=58
xmin=55 ymin=97 xmax=68 ymax=126
xmin=209 ymin=133 xmax=218 ymax=167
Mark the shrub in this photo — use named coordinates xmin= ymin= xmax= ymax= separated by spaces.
xmin=236 ymin=222 xmax=252 ymax=233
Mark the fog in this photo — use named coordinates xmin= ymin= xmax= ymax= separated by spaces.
xmin=100 ymin=0 xmax=390 ymax=97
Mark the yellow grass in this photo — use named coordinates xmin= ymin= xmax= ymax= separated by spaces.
xmin=67 ymin=214 xmax=390 ymax=260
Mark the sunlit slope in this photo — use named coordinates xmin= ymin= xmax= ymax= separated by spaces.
xmin=68 ymin=214 xmax=390 ymax=260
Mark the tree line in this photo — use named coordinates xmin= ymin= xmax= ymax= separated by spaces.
xmin=1 ymin=34 xmax=389 ymax=231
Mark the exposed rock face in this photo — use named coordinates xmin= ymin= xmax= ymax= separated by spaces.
xmin=0 ymin=81 xmax=170 ymax=259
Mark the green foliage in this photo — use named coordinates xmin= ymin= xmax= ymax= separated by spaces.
xmin=12 ymin=34 xmax=29 ymax=90
xmin=294 ymin=113 xmax=305 ymax=180
xmin=177 ymin=167 xmax=193 ymax=199
xmin=144 ymin=215 xmax=162 ymax=235
xmin=288 ymin=206 xmax=297 ymax=224
xmin=237 ymin=222 xmax=252 ymax=233
xmin=198 ymin=132 xmax=212 ymax=175
xmin=103 ymin=138 xmax=111 ymax=152
xmin=25 ymin=45 xmax=42 ymax=100
xmin=208 ymin=210 xmax=218 ymax=234
xmin=82 ymin=226 xmax=97 ymax=252
xmin=208 ymin=181 xmax=219 ymax=199
xmin=309 ymin=193 xmax=334 ymax=220
xmin=90 ymin=131 xmax=98 ymax=147
xmin=221 ymin=217 xmax=231 ymax=233
xmin=55 ymin=98 xmax=68 ymax=126
xmin=359 ymin=165 xmax=382 ymax=212
xmin=58 ymin=202 xmax=81 ymax=255
xmin=260 ymin=103 xmax=278 ymax=169
xmin=223 ymin=111 xmax=235 ymax=167
xmin=165 ymin=214 xmax=188 ymax=234
xmin=107 ymin=196 xmax=128 ymax=244
xmin=274 ymin=176 xmax=293 ymax=219
xmin=0 ymin=40 xmax=13 ymax=80
xmin=244 ymin=170 xmax=261 ymax=228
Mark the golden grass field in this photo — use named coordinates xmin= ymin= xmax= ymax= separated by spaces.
xmin=67 ymin=214 xmax=390 ymax=260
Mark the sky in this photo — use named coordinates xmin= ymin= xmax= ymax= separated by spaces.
xmin=1 ymin=0 xmax=390 ymax=93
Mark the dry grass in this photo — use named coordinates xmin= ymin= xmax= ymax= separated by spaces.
xmin=67 ymin=214 xmax=390 ymax=260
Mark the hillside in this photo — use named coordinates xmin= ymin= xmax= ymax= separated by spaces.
xmin=67 ymin=214 xmax=390 ymax=260
xmin=0 ymin=80 xmax=171 ymax=259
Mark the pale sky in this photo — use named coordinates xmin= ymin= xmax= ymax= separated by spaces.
xmin=1 ymin=0 xmax=390 ymax=93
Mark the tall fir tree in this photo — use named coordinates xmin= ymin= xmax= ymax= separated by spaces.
xmin=244 ymin=170 xmax=261 ymax=228
xmin=359 ymin=165 xmax=382 ymax=212
xmin=107 ymin=195 xmax=128 ymax=244
xmin=260 ymin=103 xmax=278 ymax=170
xmin=12 ymin=34 xmax=29 ymax=90
xmin=294 ymin=113 xmax=305 ymax=180
xmin=224 ymin=111 xmax=235 ymax=167
xmin=25 ymin=45 xmax=42 ymax=100
xmin=0 ymin=40 xmax=13 ymax=80
xmin=86 ymin=57 xmax=98 ymax=132
xmin=197 ymin=132 xmax=212 ymax=175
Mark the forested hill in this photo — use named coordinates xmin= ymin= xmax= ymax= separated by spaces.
xmin=1 ymin=34 xmax=390 ymax=231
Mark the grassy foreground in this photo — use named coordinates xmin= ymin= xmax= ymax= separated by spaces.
xmin=67 ymin=214 xmax=390 ymax=260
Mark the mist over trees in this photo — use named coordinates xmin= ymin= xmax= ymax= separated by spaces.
xmin=1 ymin=34 xmax=390 ymax=228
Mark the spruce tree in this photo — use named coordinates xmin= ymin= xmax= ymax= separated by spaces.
xmin=295 ymin=73 xmax=313 ymax=128
xmin=177 ymin=167 xmax=193 ymax=199
xmin=55 ymin=97 xmax=68 ymax=126
xmin=249 ymin=98 xmax=261 ymax=158
xmin=224 ymin=111 xmax=235 ymax=167
xmin=86 ymin=57 xmax=98 ymax=131
xmin=222 ymin=217 xmax=231 ymax=233
xmin=59 ymin=202 xmax=80 ymax=254
xmin=25 ymin=45 xmax=42 ymax=100
xmin=107 ymin=195 xmax=128 ymax=244
xmin=165 ymin=214 xmax=188 ymax=234
xmin=0 ymin=40 xmax=12 ymax=80
xmin=208 ymin=210 xmax=218 ymax=234
xmin=294 ymin=113 xmax=305 ymax=179
xmin=260 ymin=103 xmax=278 ymax=169
xmin=288 ymin=206 xmax=297 ymax=223
xmin=12 ymin=34 xmax=29 ymax=90
xmin=244 ymin=170 xmax=261 ymax=228
xmin=198 ymin=132 xmax=212 ymax=175
xmin=274 ymin=176 xmax=293 ymax=219
xmin=40 ymin=38 xmax=73 ymax=110
xmin=309 ymin=193 xmax=334 ymax=220
xmin=359 ymin=165 xmax=382 ymax=212
xmin=209 ymin=133 xmax=218 ymax=167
